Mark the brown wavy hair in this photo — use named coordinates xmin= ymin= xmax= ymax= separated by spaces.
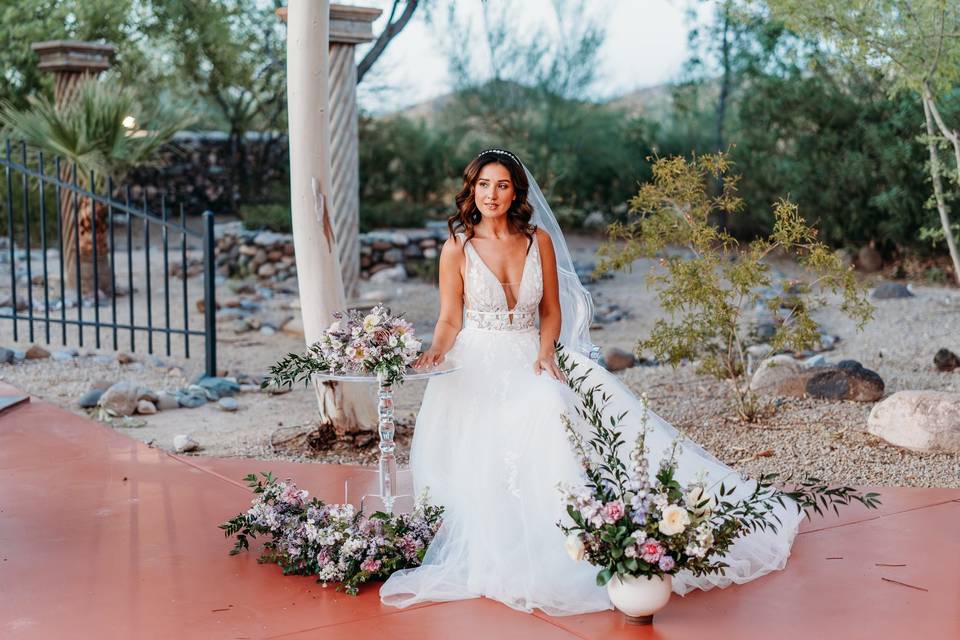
xmin=447 ymin=149 xmax=537 ymax=251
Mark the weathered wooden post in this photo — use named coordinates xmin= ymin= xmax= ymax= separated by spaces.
xmin=278 ymin=4 xmax=380 ymax=300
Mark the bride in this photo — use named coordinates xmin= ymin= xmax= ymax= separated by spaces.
xmin=379 ymin=149 xmax=803 ymax=616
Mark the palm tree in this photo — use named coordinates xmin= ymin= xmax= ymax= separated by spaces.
xmin=0 ymin=78 xmax=194 ymax=297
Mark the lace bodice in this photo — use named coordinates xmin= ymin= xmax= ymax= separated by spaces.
xmin=456 ymin=232 xmax=543 ymax=331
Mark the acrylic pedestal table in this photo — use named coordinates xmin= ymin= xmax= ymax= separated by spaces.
xmin=313 ymin=363 xmax=460 ymax=515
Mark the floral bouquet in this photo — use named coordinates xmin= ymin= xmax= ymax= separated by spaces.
xmin=553 ymin=348 xmax=879 ymax=596
xmin=220 ymin=472 xmax=444 ymax=595
xmin=263 ymin=304 xmax=422 ymax=388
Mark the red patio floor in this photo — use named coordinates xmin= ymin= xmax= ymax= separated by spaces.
xmin=1 ymin=385 xmax=958 ymax=639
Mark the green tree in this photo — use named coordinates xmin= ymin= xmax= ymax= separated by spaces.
xmin=733 ymin=62 xmax=945 ymax=247
xmin=357 ymin=114 xmax=456 ymax=230
xmin=429 ymin=0 xmax=652 ymax=213
xmin=0 ymin=0 xmax=152 ymax=110
xmin=760 ymin=0 xmax=960 ymax=283
xmin=140 ymin=0 xmax=288 ymax=207
xmin=596 ymin=153 xmax=873 ymax=421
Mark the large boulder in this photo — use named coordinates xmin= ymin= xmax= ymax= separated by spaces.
xmin=804 ymin=360 xmax=884 ymax=402
xmin=749 ymin=355 xmax=806 ymax=395
xmin=867 ymin=391 xmax=960 ymax=452
xmin=872 ymin=283 xmax=913 ymax=300
xmin=603 ymin=347 xmax=636 ymax=372
xmin=751 ymin=357 xmax=884 ymax=402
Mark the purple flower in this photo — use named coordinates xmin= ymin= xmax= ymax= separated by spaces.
xmin=658 ymin=554 xmax=676 ymax=572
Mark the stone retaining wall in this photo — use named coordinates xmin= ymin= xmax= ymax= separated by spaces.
xmin=210 ymin=221 xmax=448 ymax=284
xmin=127 ymin=131 xmax=288 ymax=215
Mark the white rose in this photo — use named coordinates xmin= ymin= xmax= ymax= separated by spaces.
xmin=363 ymin=314 xmax=380 ymax=332
xmin=685 ymin=487 xmax=717 ymax=516
xmin=564 ymin=533 xmax=586 ymax=562
xmin=658 ymin=505 xmax=691 ymax=536
xmin=328 ymin=320 xmax=341 ymax=333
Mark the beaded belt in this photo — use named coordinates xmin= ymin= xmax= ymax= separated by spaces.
xmin=463 ymin=308 xmax=536 ymax=332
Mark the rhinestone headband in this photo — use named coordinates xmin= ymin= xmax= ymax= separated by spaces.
xmin=476 ymin=148 xmax=522 ymax=166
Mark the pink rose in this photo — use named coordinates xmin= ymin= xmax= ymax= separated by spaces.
xmin=280 ymin=484 xmax=307 ymax=506
xmin=360 ymin=558 xmax=382 ymax=573
xmin=602 ymin=500 xmax=626 ymax=524
xmin=640 ymin=538 xmax=664 ymax=563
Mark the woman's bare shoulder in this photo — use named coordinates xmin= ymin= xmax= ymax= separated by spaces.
xmin=533 ymin=226 xmax=554 ymax=252
xmin=441 ymin=234 xmax=467 ymax=261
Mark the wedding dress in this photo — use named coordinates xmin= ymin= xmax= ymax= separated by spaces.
xmin=379 ymin=230 xmax=804 ymax=616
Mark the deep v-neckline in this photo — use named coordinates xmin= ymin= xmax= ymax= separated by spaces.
xmin=466 ymin=237 xmax=534 ymax=313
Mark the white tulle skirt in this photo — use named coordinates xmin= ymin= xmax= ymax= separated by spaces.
xmin=379 ymin=326 xmax=803 ymax=616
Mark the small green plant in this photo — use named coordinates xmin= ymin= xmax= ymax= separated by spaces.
xmin=241 ymin=202 xmax=292 ymax=233
xmin=596 ymin=153 xmax=873 ymax=421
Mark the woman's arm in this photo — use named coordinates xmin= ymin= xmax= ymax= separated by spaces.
xmin=412 ymin=235 xmax=465 ymax=368
xmin=534 ymin=228 xmax=565 ymax=380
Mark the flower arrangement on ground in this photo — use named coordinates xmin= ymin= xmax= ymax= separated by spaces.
xmin=554 ymin=349 xmax=880 ymax=588
xmin=220 ymin=472 xmax=444 ymax=595
xmin=263 ymin=304 xmax=422 ymax=388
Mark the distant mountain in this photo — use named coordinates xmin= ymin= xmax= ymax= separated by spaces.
xmin=607 ymin=84 xmax=677 ymax=120
xmin=385 ymin=79 xmax=719 ymax=124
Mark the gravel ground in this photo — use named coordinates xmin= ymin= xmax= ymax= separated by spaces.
xmin=2 ymin=231 xmax=959 ymax=487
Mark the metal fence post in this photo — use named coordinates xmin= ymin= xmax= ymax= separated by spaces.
xmin=202 ymin=210 xmax=217 ymax=377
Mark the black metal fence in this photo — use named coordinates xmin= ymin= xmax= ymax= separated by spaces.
xmin=0 ymin=139 xmax=217 ymax=375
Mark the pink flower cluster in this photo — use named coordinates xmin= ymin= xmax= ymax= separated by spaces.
xmin=557 ymin=414 xmax=722 ymax=581
xmin=227 ymin=474 xmax=444 ymax=595
xmin=315 ymin=305 xmax=421 ymax=383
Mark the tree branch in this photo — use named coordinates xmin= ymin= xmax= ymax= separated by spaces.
xmin=357 ymin=0 xmax=419 ymax=84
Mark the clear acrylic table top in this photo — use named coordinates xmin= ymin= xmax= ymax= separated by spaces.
xmin=311 ymin=361 xmax=461 ymax=383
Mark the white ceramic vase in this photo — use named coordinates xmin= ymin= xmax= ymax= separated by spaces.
xmin=606 ymin=573 xmax=673 ymax=624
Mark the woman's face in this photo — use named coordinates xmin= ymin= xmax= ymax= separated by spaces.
xmin=473 ymin=162 xmax=515 ymax=221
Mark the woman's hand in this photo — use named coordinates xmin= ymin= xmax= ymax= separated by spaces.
xmin=413 ymin=348 xmax=446 ymax=370
xmin=533 ymin=352 xmax=565 ymax=382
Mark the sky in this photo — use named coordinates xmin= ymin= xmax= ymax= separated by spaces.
xmin=350 ymin=0 xmax=713 ymax=114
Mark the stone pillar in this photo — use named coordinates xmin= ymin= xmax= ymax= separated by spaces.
xmin=32 ymin=40 xmax=117 ymax=298
xmin=278 ymin=5 xmax=380 ymax=300
xmin=31 ymin=40 xmax=116 ymax=108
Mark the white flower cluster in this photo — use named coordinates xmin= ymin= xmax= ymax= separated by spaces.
xmin=315 ymin=304 xmax=422 ymax=382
